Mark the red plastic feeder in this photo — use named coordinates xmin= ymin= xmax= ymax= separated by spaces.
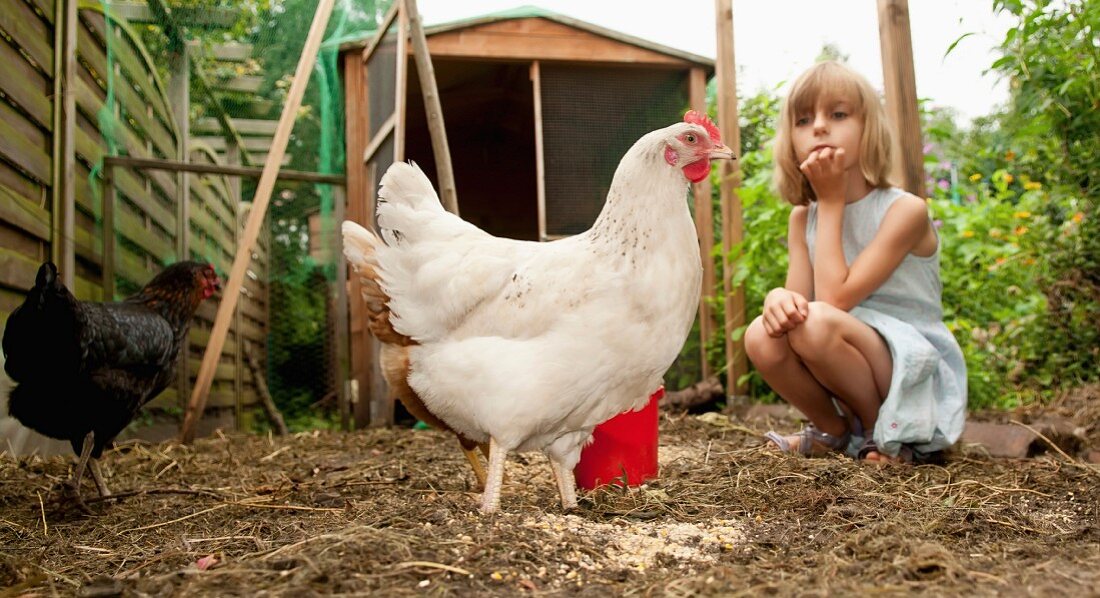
xmin=574 ymin=387 xmax=663 ymax=489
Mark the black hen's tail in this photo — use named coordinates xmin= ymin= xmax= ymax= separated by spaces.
xmin=2 ymin=262 xmax=82 ymax=383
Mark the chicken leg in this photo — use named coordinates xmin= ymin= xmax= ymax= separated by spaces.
xmin=548 ymin=459 xmax=578 ymax=511
xmin=89 ymin=461 xmax=111 ymax=497
xmin=461 ymin=442 xmax=488 ymax=489
xmin=65 ymin=431 xmax=96 ymax=512
xmin=480 ymin=438 xmax=507 ymax=514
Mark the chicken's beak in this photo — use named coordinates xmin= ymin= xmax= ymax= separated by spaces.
xmin=709 ymin=143 xmax=735 ymax=161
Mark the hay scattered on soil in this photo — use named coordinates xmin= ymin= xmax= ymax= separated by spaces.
xmin=1 ymin=393 xmax=1097 ymax=596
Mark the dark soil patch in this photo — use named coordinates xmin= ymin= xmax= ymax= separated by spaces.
xmin=1 ymin=400 xmax=1097 ymax=596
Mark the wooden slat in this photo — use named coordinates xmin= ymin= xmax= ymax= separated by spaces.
xmin=245 ymin=152 xmax=292 ymax=168
xmin=114 ymin=169 xmax=176 ymax=230
xmin=79 ymin=11 xmax=173 ymax=129
xmin=106 ymin=1 xmax=238 ymax=28
xmin=0 ymin=247 xmax=40 ymax=291
xmin=0 ymin=183 xmax=51 ymax=241
xmin=116 ymin=205 xmax=175 ymax=261
xmin=425 ymin=18 xmax=693 ymax=65
xmin=193 ymin=117 xmax=279 ymax=136
xmin=192 ymin=136 xmax=273 ymax=153
xmin=0 ymin=0 xmax=54 ymax=74
xmin=0 ymin=104 xmax=51 ymax=183
xmin=209 ymin=42 xmax=252 ymax=62
xmin=212 ymin=75 xmax=263 ymax=94
xmin=191 ymin=180 xmax=235 ymax=231
xmin=0 ymin=41 xmax=53 ymax=127
xmin=73 ymin=274 xmax=103 ymax=302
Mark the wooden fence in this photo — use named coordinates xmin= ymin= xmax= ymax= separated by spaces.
xmin=0 ymin=0 xmax=268 ymax=431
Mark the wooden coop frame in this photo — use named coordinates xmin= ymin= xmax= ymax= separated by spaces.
xmin=339 ymin=0 xmax=927 ymax=428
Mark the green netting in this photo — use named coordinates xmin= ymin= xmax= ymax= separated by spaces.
xmin=86 ymin=0 xmax=389 ymax=429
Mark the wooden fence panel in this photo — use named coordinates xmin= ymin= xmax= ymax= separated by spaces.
xmin=0 ymin=0 xmax=270 ymax=426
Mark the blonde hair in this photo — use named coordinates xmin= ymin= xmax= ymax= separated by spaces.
xmin=773 ymin=61 xmax=894 ymax=206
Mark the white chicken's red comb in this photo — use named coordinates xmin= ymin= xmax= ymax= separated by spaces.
xmin=684 ymin=110 xmax=721 ymax=143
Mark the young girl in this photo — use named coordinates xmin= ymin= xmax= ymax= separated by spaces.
xmin=744 ymin=61 xmax=966 ymax=463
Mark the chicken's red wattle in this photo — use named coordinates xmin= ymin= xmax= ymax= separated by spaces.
xmin=683 ymin=159 xmax=710 ymax=183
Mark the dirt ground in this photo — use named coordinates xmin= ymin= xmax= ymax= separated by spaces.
xmin=0 ymin=389 xmax=1098 ymax=597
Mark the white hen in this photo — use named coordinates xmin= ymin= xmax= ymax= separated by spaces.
xmin=343 ymin=111 xmax=733 ymax=513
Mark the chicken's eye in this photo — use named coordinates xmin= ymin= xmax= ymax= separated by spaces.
xmin=686 ymin=134 xmax=696 ymax=143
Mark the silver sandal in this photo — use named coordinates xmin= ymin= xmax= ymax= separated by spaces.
xmin=764 ymin=425 xmax=850 ymax=456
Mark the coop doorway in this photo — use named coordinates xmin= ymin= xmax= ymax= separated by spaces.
xmin=404 ymin=59 xmax=539 ymax=242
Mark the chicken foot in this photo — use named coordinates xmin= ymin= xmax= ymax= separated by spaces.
xmin=548 ymin=459 xmax=578 ymax=511
xmin=480 ymin=438 xmax=507 ymax=514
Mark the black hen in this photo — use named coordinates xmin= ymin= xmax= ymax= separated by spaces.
xmin=2 ymin=261 xmax=220 ymax=501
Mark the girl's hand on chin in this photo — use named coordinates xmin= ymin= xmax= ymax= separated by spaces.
xmin=800 ymin=147 xmax=848 ymax=203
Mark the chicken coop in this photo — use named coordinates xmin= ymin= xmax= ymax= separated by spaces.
xmin=339 ymin=6 xmax=716 ymax=427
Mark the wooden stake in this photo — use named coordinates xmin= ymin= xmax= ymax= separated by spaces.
xmin=245 ymin=343 xmax=288 ymax=436
xmin=179 ymin=0 xmax=337 ymax=443
xmin=715 ymin=0 xmax=747 ymax=395
xmin=531 ymin=61 xmax=546 ymax=241
xmin=877 ymin=0 xmax=925 ymax=198
xmin=405 ymin=0 xmax=459 ymax=215
xmin=53 ymin=0 xmax=77 ymax=289
xmin=689 ymin=67 xmax=716 ymax=380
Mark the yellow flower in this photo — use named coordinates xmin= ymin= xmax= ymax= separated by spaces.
xmin=989 ymin=229 xmax=1002 ymax=238
xmin=1005 ymin=150 xmax=1016 ymax=161
xmin=1015 ymin=226 xmax=1029 ymax=236
xmin=961 ymin=230 xmax=975 ymax=238
xmin=1072 ymin=212 xmax=1085 ymax=223
xmin=1004 ymin=174 xmax=1015 ymax=184
xmin=969 ymin=173 xmax=983 ymax=182
xmin=1024 ymin=181 xmax=1042 ymax=190
xmin=1013 ymin=211 xmax=1032 ymax=219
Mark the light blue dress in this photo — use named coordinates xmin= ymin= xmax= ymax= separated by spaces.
xmin=805 ymin=187 xmax=967 ymax=457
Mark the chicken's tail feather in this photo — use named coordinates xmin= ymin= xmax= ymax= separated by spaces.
xmin=341 ymin=221 xmax=414 ymax=345
xmin=375 ymin=162 xmax=444 ymax=245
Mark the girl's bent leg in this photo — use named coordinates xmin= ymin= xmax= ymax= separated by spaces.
xmin=744 ymin=315 xmax=848 ymax=443
xmin=786 ymin=302 xmax=893 ymax=433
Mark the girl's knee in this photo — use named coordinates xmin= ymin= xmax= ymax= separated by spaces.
xmin=788 ymin=301 xmax=840 ymax=355
xmin=745 ymin=316 xmax=789 ymax=368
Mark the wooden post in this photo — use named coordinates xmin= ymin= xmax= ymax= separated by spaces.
xmin=170 ymin=40 xmax=193 ymax=261
xmin=715 ymin=0 xmax=747 ymax=395
xmin=101 ymin=163 xmax=116 ymax=299
xmin=877 ymin=0 xmax=925 ymax=198
xmin=405 ymin=0 xmax=459 ymax=215
xmin=689 ymin=67 xmax=716 ymax=380
xmin=171 ymin=38 xmax=193 ymax=415
xmin=332 ymin=186 xmax=351 ymax=432
xmin=394 ymin=3 xmax=408 ymax=163
xmin=342 ymin=49 xmax=370 ymax=429
xmin=227 ymin=141 xmax=244 ymax=431
xmin=180 ymin=0 xmax=337 ymax=443
xmin=531 ymin=61 xmax=546 ymax=241
xmin=52 ymin=0 xmax=78 ymax=288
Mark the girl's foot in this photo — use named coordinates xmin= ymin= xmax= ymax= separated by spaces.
xmin=858 ymin=439 xmax=942 ymax=465
xmin=764 ymin=425 xmax=850 ymax=456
